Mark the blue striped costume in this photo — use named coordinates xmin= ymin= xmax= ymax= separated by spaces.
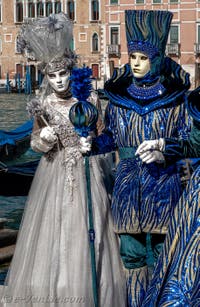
xmin=142 ymin=87 xmax=200 ymax=307
xmin=93 ymin=60 xmax=191 ymax=306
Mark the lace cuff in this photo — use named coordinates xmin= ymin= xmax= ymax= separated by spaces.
xmin=158 ymin=138 xmax=165 ymax=152
xmin=31 ymin=129 xmax=55 ymax=153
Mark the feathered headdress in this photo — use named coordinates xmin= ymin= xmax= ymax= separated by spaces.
xmin=17 ymin=12 xmax=76 ymax=72
xmin=125 ymin=10 xmax=173 ymax=59
xmin=125 ymin=10 xmax=173 ymax=78
xmin=18 ymin=12 xmax=72 ymax=62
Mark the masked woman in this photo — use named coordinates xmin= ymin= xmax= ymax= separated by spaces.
xmin=81 ymin=10 xmax=191 ymax=307
xmin=136 ymin=87 xmax=200 ymax=306
xmin=1 ymin=13 xmax=126 ymax=307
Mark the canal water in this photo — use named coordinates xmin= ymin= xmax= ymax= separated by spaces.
xmin=0 ymin=93 xmax=36 ymax=284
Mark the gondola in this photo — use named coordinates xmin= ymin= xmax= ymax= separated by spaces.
xmin=0 ymin=120 xmax=33 ymax=162
xmin=0 ymin=159 xmax=39 ymax=196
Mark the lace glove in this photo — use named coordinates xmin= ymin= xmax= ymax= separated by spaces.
xmin=135 ymin=139 xmax=165 ymax=155
xmin=136 ymin=150 xmax=165 ymax=164
xmin=31 ymin=127 xmax=57 ymax=153
xmin=40 ymin=126 xmax=57 ymax=143
xmin=79 ymin=136 xmax=92 ymax=154
xmin=135 ymin=139 xmax=165 ymax=164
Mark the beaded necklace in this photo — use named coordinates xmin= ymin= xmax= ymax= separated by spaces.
xmin=127 ymin=79 xmax=166 ymax=101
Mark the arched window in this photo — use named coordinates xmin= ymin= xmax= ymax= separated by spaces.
xmin=91 ymin=0 xmax=99 ymax=21
xmin=92 ymin=64 xmax=99 ymax=79
xmin=37 ymin=1 xmax=44 ymax=17
xmin=55 ymin=1 xmax=61 ymax=14
xmin=92 ymin=33 xmax=98 ymax=52
xmin=46 ymin=1 xmax=53 ymax=16
xmin=28 ymin=1 xmax=35 ymax=18
xmin=16 ymin=0 xmax=23 ymax=22
xmin=67 ymin=0 xmax=75 ymax=20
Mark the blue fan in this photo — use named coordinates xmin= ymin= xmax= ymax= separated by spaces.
xmin=69 ymin=66 xmax=98 ymax=137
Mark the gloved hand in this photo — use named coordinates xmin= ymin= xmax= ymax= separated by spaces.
xmin=136 ymin=149 xmax=165 ymax=164
xmin=79 ymin=136 xmax=92 ymax=154
xmin=135 ymin=139 xmax=165 ymax=156
xmin=40 ymin=126 xmax=57 ymax=144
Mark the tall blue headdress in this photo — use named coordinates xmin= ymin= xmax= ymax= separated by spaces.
xmin=125 ymin=10 xmax=173 ymax=77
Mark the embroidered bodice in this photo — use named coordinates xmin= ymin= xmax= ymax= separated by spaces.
xmin=44 ymin=93 xmax=80 ymax=149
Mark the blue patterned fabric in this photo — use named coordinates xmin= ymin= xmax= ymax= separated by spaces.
xmin=186 ymin=85 xmax=200 ymax=123
xmin=92 ymin=44 xmax=191 ymax=306
xmin=94 ymin=99 xmax=191 ymax=234
xmin=142 ymin=167 xmax=200 ymax=306
xmin=93 ymin=55 xmax=191 ymax=234
xmin=141 ymin=87 xmax=200 ymax=306
xmin=164 ymin=125 xmax=200 ymax=164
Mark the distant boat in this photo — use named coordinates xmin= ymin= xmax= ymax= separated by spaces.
xmin=0 ymin=120 xmax=33 ymax=162
xmin=0 ymin=159 xmax=39 ymax=196
xmin=0 ymin=83 xmax=7 ymax=94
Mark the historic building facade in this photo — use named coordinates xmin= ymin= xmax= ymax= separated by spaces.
xmin=0 ymin=0 xmax=200 ymax=89
xmin=105 ymin=0 xmax=200 ymax=88
xmin=0 ymin=0 xmax=105 ymax=89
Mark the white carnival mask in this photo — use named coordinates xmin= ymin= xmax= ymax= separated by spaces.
xmin=47 ymin=69 xmax=70 ymax=93
xmin=130 ymin=52 xmax=151 ymax=78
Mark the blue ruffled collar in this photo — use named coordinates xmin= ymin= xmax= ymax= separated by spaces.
xmin=105 ymin=89 xmax=188 ymax=116
xmin=104 ymin=60 xmax=190 ymax=116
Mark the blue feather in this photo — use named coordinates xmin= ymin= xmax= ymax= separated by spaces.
xmin=70 ymin=66 xmax=93 ymax=102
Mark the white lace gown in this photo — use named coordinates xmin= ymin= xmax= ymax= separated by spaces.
xmin=1 ymin=93 xmax=126 ymax=307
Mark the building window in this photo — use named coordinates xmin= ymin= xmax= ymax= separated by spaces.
xmin=153 ymin=0 xmax=161 ymax=3
xmin=16 ymin=63 xmax=23 ymax=78
xmin=170 ymin=0 xmax=178 ymax=3
xmin=136 ymin=0 xmax=144 ymax=4
xmin=37 ymin=1 xmax=44 ymax=16
xmin=91 ymin=0 xmax=99 ymax=21
xmin=92 ymin=33 xmax=99 ymax=52
xmin=46 ymin=1 xmax=53 ymax=16
xmin=55 ymin=1 xmax=61 ymax=14
xmin=110 ymin=27 xmax=119 ymax=44
xmin=92 ymin=64 xmax=99 ymax=79
xmin=79 ymin=32 xmax=87 ymax=42
xmin=0 ymin=0 xmax=2 ymax=22
xmin=110 ymin=0 xmax=118 ymax=4
xmin=4 ymin=34 xmax=12 ymax=43
xmin=169 ymin=25 xmax=179 ymax=43
xmin=198 ymin=25 xmax=200 ymax=43
xmin=28 ymin=1 xmax=35 ymax=18
xmin=16 ymin=0 xmax=23 ymax=22
xmin=67 ymin=0 xmax=75 ymax=20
